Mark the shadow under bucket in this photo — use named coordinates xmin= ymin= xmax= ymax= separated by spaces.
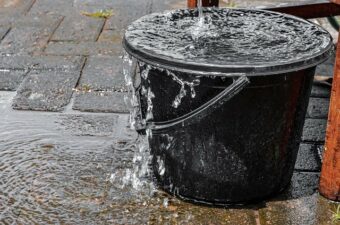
xmin=123 ymin=8 xmax=334 ymax=205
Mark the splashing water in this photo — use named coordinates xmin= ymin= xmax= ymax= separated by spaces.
xmin=166 ymin=70 xmax=200 ymax=108
xmin=123 ymin=53 xmax=145 ymax=131
xmin=120 ymin=52 xmax=200 ymax=195
xmin=114 ymin=52 xmax=155 ymax=195
xmin=146 ymin=87 xmax=155 ymax=121
xmin=190 ymin=0 xmax=219 ymax=41
xmin=157 ymin=156 xmax=165 ymax=176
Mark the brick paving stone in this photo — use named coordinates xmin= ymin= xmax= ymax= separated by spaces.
xmin=0 ymin=26 xmax=58 ymax=55
xmin=0 ymin=0 xmax=35 ymax=16
xmin=0 ymin=70 xmax=28 ymax=91
xmin=97 ymin=29 xmax=122 ymax=43
xmin=73 ymin=91 xmax=129 ymax=113
xmin=103 ymin=199 xmax=258 ymax=225
xmin=302 ymin=119 xmax=327 ymax=142
xmin=57 ymin=114 xmax=135 ymax=138
xmin=28 ymin=0 xmax=75 ymax=16
xmin=102 ymin=0 xmax=179 ymax=31
xmin=52 ymin=15 xmax=104 ymax=42
xmin=12 ymin=71 xmax=80 ymax=111
xmin=104 ymin=6 xmax=152 ymax=32
xmin=316 ymin=144 xmax=324 ymax=161
xmin=45 ymin=41 xmax=122 ymax=56
xmin=73 ymin=0 xmax=118 ymax=10
xmin=0 ymin=55 xmax=85 ymax=71
xmin=0 ymin=14 xmax=63 ymax=28
xmin=284 ymin=172 xmax=320 ymax=199
xmin=259 ymin=193 xmax=338 ymax=225
xmin=306 ymin=97 xmax=330 ymax=119
xmin=79 ymin=56 xmax=125 ymax=91
xmin=310 ymin=85 xmax=331 ymax=98
xmin=0 ymin=26 xmax=9 ymax=41
xmin=0 ymin=16 xmax=13 ymax=27
xmin=103 ymin=1 xmax=158 ymax=31
xmin=258 ymin=172 xmax=338 ymax=225
xmin=315 ymin=52 xmax=335 ymax=77
xmin=295 ymin=143 xmax=321 ymax=171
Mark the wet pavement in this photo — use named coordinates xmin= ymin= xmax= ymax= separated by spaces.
xmin=0 ymin=0 xmax=339 ymax=224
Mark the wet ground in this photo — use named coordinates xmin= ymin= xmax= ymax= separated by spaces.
xmin=0 ymin=89 xmax=338 ymax=224
xmin=0 ymin=0 xmax=340 ymax=224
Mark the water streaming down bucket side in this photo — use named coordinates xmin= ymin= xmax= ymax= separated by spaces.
xmin=118 ymin=52 xmax=203 ymax=193
xmin=110 ymin=52 xmax=155 ymax=195
xmin=165 ymin=70 xmax=200 ymax=108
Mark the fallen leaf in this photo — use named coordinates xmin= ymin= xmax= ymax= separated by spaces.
xmin=81 ymin=10 xmax=114 ymax=19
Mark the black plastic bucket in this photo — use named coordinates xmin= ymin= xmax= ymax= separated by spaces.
xmin=123 ymin=8 xmax=334 ymax=205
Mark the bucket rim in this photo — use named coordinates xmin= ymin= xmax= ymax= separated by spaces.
xmin=123 ymin=7 xmax=334 ymax=77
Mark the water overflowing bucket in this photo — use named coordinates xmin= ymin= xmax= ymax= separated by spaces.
xmin=123 ymin=8 xmax=333 ymax=205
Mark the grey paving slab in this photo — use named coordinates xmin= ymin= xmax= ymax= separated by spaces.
xmin=0 ymin=26 xmax=9 ymax=41
xmin=302 ymin=119 xmax=327 ymax=143
xmin=310 ymin=85 xmax=331 ymax=98
xmin=73 ymin=91 xmax=129 ymax=113
xmin=52 ymin=15 xmax=104 ymax=42
xmin=0 ymin=70 xmax=28 ymax=91
xmin=295 ymin=143 xmax=321 ymax=171
xmin=12 ymin=71 xmax=80 ymax=111
xmin=45 ymin=42 xmax=122 ymax=56
xmin=28 ymin=0 xmax=75 ymax=16
xmin=306 ymin=97 xmax=330 ymax=119
xmin=79 ymin=56 xmax=125 ymax=91
xmin=0 ymin=26 xmax=57 ymax=55
xmin=0 ymin=55 xmax=85 ymax=71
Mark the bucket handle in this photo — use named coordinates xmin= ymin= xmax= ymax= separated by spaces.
xmin=147 ymin=75 xmax=250 ymax=131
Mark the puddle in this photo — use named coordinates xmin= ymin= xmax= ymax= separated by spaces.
xmin=0 ymin=91 xmax=258 ymax=224
xmin=0 ymin=90 xmax=337 ymax=224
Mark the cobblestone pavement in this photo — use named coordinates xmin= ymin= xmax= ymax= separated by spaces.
xmin=0 ymin=0 xmax=339 ymax=224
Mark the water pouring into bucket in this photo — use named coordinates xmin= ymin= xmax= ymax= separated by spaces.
xmin=123 ymin=7 xmax=333 ymax=205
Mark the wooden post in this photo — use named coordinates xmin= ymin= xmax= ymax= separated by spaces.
xmin=319 ymin=30 xmax=340 ymax=201
xmin=187 ymin=0 xmax=219 ymax=8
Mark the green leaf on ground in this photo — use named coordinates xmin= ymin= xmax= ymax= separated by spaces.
xmin=81 ymin=10 xmax=114 ymax=19
xmin=332 ymin=205 xmax=340 ymax=223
